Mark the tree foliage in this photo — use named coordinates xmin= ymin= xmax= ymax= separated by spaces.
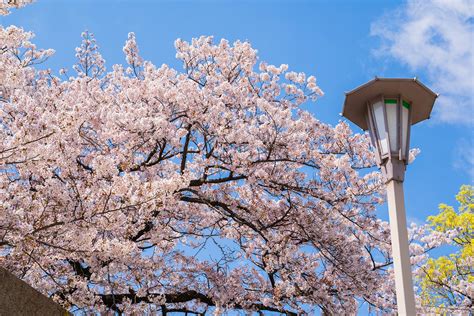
xmin=416 ymin=185 xmax=473 ymax=313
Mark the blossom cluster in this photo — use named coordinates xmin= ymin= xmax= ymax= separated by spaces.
xmin=0 ymin=0 xmax=34 ymax=16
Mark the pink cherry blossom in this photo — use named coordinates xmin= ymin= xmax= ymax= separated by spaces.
xmin=0 ymin=25 xmax=405 ymax=314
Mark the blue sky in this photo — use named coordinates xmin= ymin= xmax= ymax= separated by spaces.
xmin=1 ymin=0 xmax=472 ymax=226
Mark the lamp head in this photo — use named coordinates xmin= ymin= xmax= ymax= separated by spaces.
xmin=342 ymin=78 xmax=437 ymax=181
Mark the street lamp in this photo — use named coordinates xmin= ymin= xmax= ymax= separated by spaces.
xmin=342 ymin=77 xmax=437 ymax=315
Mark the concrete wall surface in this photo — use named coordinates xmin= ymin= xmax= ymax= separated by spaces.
xmin=0 ymin=266 xmax=69 ymax=316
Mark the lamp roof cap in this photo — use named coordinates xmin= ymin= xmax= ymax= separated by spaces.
xmin=342 ymin=77 xmax=437 ymax=130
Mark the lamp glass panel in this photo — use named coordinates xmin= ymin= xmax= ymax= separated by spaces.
xmin=401 ymin=100 xmax=410 ymax=159
xmin=385 ymin=99 xmax=398 ymax=154
xmin=372 ymin=100 xmax=388 ymax=155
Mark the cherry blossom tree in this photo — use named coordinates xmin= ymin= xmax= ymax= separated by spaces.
xmin=1 ymin=25 xmax=399 ymax=315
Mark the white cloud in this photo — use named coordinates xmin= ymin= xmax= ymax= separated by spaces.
xmin=371 ymin=0 xmax=474 ymax=125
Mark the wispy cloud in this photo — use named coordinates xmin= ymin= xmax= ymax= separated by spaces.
xmin=453 ymin=137 xmax=474 ymax=182
xmin=371 ymin=0 xmax=474 ymax=125
xmin=407 ymin=215 xmax=426 ymax=227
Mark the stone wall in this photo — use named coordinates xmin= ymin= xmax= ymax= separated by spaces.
xmin=0 ymin=266 xmax=69 ymax=316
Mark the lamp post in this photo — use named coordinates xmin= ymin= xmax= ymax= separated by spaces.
xmin=342 ymin=78 xmax=437 ymax=315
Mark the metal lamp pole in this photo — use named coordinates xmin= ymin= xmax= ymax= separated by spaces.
xmin=342 ymin=78 xmax=437 ymax=315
